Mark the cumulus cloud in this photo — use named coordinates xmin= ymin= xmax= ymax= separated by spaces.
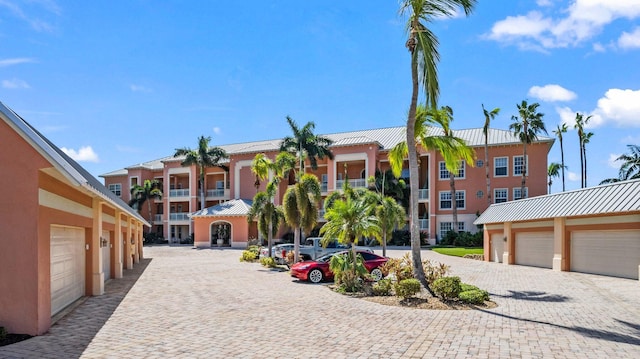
xmin=537 ymin=0 xmax=555 ymax=6
xmin=486 ymin=0 xmax=640 ymax=50
xmin=130 ymin=84 xmax=152 ymax=93
xmin=555 ymin=88 xmax=640 ymax=128
xmin=607 ymin=153 xmax=621 ymax=169
xmin=2 ymin=78 xmax=30 ymax=89
xmin=618 ymin=27 xmax=640 ymax=49
xmin=0 ymin=58 xmax=36 ymax=67
xmin=61 ymin=146 xmax=99 ymax=163
xmin=528 ymin=84 xmax=577 ymax=102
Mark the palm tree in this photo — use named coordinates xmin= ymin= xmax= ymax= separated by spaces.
xmin=399 ymin=0 xmax=476 ymax=288
xmin=279 ymin=116 xmax=334 ymax=175
xmin=129 ymin=179 xmax=163 ymax=229
xmin=510 ymin=100 xmax=548 ymax=198
xmin=552 ymin=123 xmax=568 ymax=191
xmin=600 ymin=145 xmax=640 ymax=184
xmin=282 ymin=174 xmax=322 ymax=262
xmin=574 ymin=113 xmax=594 ymax=188
xmin=547 ymin=162 xmax=563 ymax=193
xmin=174 ymin=136 xmax=228 ymax=210
xmin=375 ymin=196 xmax=406 ymax=257
xmin=320 ymin=196 xmax=381 ymax=278
xmin=482 ymin=104 xmax=500 ymax=205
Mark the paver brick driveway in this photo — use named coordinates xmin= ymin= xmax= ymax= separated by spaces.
xmin=2 ymin=246 xmax=639 ymax=358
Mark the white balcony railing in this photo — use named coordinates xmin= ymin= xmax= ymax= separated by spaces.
xmin=169 ymin=213 xmax=190 ymax=221
xmin=169 ymin=189 xmax=190 ymax=197
xmin=418 ymin=189 xmax=429 ymax=200
xmin=206 ymin=188 xmax=227 ymax=198
xmin=419 ymin=219 xmax=429 ymax=231
xmin=336 ymin=178 xmax=367 ymax=189
xmin=154 ymin=214 xmax=163 ymax=222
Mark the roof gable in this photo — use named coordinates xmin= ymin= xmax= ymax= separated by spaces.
xmin=191 ymin=199 xmax=253 ymax=217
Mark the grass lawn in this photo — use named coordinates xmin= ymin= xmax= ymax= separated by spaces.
xmin=430 ymin=246 xmax=483 ymax=257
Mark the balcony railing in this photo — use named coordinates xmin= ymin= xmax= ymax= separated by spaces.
xmin=169 ymin=213 xmax=190 ymax=221
xmin=169 ymin=189 xmax=190 ymax=197
xmin=418 ymin=189 xmax=429 ymax=200
xmin=336 ymin=178 xmax=367 ymax=188
xmin=419 ymin=219 xmax=429 ymax=231
xmin=154 ymin=214 xmax=163 ymax=222
xmin=206 ymin=188 xmax=227 ymax=198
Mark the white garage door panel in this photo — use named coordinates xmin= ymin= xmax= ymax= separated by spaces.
xmin=51 ymin=226 xmax=85 ymax=316
xmin=490 ymin=233 xmax=504 ymax=263
xmin=571 ymin=230 xmax=640 ymax=280
xmin=515 ymin=232 xmax=554 ymax=269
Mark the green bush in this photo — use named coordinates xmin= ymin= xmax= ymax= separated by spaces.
xmin=394 ymin=278 xmax=421 ymax=299
xmin=431 ymin=276 xmax=462 ymax=300
xmin=0 ymin=326 xmax=7 ymax=340
xmin=372 ymin=278 xmax=393 ymax=296
xmin=260 ymin=256 xmax=276 ymax=268
xmin=460 ymin=283 xmax=480 ymax=292
xmin=422 ymin=259 xmax=449 ymax=286
xmin=239 ymin=250 xmax=257 ymax=262
xmin=391 ymin=229 xmax=411 ymax=246
xmin=439 ymin=231 xmax=483 ymax=247
xmin=381 ymin=254 xmax=414 ymax=282
xmin=459 ymin=289 xmax=489 ymax=304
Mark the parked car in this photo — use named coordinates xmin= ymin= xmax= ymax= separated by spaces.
xmin=259 ymin=243 xmax=293 ymax=265
xmin=290 ymin=250 xmax=388 ymax=284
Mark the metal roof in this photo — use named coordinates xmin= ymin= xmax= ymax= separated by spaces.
xmin=0 ymin=101 xmax=150 ymax=227
xmin=474 ymin=179 xmax=640 ymax=225
xmin=101 ymin=126 xmax=554 ymax=177
xmin=190 ymin=199 xmax=253 ymax=217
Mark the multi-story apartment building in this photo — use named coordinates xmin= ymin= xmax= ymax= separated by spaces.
xmin=101 ymin=126 xmax=554 ymax=247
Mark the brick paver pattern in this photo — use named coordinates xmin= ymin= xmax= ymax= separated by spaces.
xmin=1 ymin=246 xmax=639 ymax=358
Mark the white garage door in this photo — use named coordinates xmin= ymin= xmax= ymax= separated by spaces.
xmin=490 ymin=233 xmax=504 ymax=263
xmin=50 ymin=226 xmax=85 ymax=316
xmin=102 ymin=230 xmax=111 ymax=282
xmin=515 ymin=232 xmax=554 ymax=269
xmin=571 ymin=230 xmax=640 ymax=280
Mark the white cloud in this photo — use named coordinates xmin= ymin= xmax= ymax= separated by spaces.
xmin=528 ymin=84 xmax=577 ymax=102
xmin=567 ymin=171 xmax=580 ymax=181
xmin=130 ymin=84 xmax=152 ymax=93
xmin=592 ymin=89 xmax=640 ymax=127
xmin=537 ymin=0 xmax=555 ymax=7
xmin=618 ymin=27 xmax=640 ymax=49
xmin=0 ymin=58 xmax=36 ymax=67
xmin=592 ymin=42 xmax=606 ymax=52
xmin=213 ymin=127 xmax=221 ymax=135
xmin=61 ymin=146 xmax=99 ymax=163
xmin=2 ymin=78 xmax=30 ymax=89
xmin=607 ymin=153 xmax=621 ymax=169
xmin=556 ymin=106 xmax=578 ymax=127
xmin=486 ymin=0 xmax=640 ymax=50
xmin=0 ymin=0 xmax=56 ymax=32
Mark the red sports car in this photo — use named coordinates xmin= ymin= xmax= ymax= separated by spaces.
xmin=290 ymin=250 xmax=388 ymax=283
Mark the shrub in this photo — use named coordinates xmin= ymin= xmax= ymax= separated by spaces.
xmin=0 ymin=326 xmax=7 ymax=340
xmin=391 ymin=229 xmax=411 ymax=246
xmin=260 ymin=256 xmax=276 ymax=268
xmin=459 ymin=289 xmax=489 ymax=304
xmin=239 ymin=250 xmax=257 ymax=262
xmin=460 ymin=283 xmax=480 ymax=292
xmin=372 ymin=278 xmax=393 ymax=296
xmin=422 ymin=259 xmax=449 ymax=285
xmin=394 ymin=278 xmax=421 ymax=299
xmin=285 ymin=251 xmax=295 ymax=265
xmin=330 ymin=252 xmax=367 ymax=292
xmin=431 ymin=276 xmax=462 ymax=301
xmin=381 ymin=254 xmax=414 ymax=282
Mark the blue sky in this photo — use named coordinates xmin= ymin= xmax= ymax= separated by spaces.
xmin=2 ymin=1 xmax=639 ymax=193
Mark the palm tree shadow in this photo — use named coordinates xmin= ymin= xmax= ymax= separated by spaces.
xmin=492 ymin=290 xmax=570 ymax=302
xmin=477 ymin=308 xmax=640 ymax=346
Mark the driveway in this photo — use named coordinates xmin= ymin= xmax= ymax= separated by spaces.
xmin=2 ymin=246 xmax=639 ymax=358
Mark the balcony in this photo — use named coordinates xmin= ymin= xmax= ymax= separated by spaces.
xmin=154 ymin=214 xmax=163 ymax=222
xmin=169 ymin=212 xmax=190 ymax=221
xmin=418 ymin=189 xmax=429 ymax=201
xmin=419 ymin=219 xmax=429 ymax=231
xmin=336 ymin=178 xmax=367 ymax=189
xmin=206 ymin=188 xmax=229 ymax=199
xmin=169 ymin=189 xmax=190 ymax=198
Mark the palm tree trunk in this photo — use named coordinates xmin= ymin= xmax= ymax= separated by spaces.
xmin=583 ymin=146 xmax=588 ymax=187
xmin=407 ymin=34 xmax=429 ymax=292
xmin=382 ymin=231 xmax=387 ymax=257
xmin=485 ymin=139 xmax=490 ymax=205
xmin=560 ymin=137 xmax=566 ymax=192
xmin=267 ymin=220 xmax=273 ymax=258
xmin=293 ymin=226 xmax=300 ymax=262
xmin=579 ymin=138 xmax=584 ymax=188
xmin=521 ymin=139 xmax=527 ymax=197
xmin=450 ymin=173 xmax=457 ymax=233
xmin=199 ymin=168 xmax=206 ymax=210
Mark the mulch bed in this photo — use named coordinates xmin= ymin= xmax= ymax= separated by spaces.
xmin=363 ymin=295 xmax=497 ymax=310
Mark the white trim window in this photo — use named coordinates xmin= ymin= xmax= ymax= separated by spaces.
xmin=494 ymin=157 xmax=508 ymax=177
xmin=439 ymin=161 xmax=465 ymax=180
xmin=455 ymin=191 xmax=465 ymax=209
xmin=513 ymin=187 xmax=528 ymax=200
xmin=439 ymin=222 xmax=465 ymax=238
xmin=439 ymin=191 xmax=465 ymax=209
xmin=108 ymin=183 xmax=122 ymax=197
xmin=513 ymin=155 xmax=528 ymax=176
xmin=494 ymin=188 xmax=508 ymax=203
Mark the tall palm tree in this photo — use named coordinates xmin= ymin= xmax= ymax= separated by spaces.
xmin=282 ymin=174 xmax=322 ymax=262
xmin=547 ymin=162 xmax=563 ymax=193
xmin=129 ymin=179 xmax=163 ymax=230
xmin=400 ymin=0 xmax=476 ymax=288
xmin=482 ymin=104 xmax=500 ymax=205
xmin=552 ymin=123 xmax=568 ymax=191
xmin=320 ymin=196 xmax=381 ymax=277
xmin=600 ymin=145 xmax=640 ymax=184
xmin=279 ymin=116 xmax=334 ymax=175
xmin=249 ymin=152 xmax=296 ymax=255
xmin=174 ymin=135 xmax=228 ymax=210
xmin=574 ymin=113 xmax=593 ymax=188
xmin=510 ymin=100 xmax=547 ymax=198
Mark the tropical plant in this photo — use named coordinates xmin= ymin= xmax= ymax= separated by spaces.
xmin=552 ymin=123 xmax=568 ymax=191
xmin=574 ymin=113 xmax=594 ymax=188
xmin=128 ymin=179 xmax=163 ymax=228
xmin=282 ymin=174 xmax=322 ymax=262
xmin=329 ymin=252 xmax=368 ymax=292
xmin=600 ymin=145 xmax=640 ymax=184
xmin=399 ymin=0 xmax=476 ymax=290
xmin=367 ymin=169 xmax=409 ymax=208
xmin=510 ymin=100 xmax=548 ymax=198
xmin=375 ymin=196 xmax=406 ymax=257
xmin=279 ymin=116 xmax=334 ymax=175
xmin=173 ymin=135 xmax=228 ymax=210
xmin=482 ymin=104 xmax=500 ymax=205
xmin=547 ymin=162 xmax=563 ymax=193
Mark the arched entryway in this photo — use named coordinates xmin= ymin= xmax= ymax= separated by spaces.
xmin=211 ymin=221 xmax=231 ymax=247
